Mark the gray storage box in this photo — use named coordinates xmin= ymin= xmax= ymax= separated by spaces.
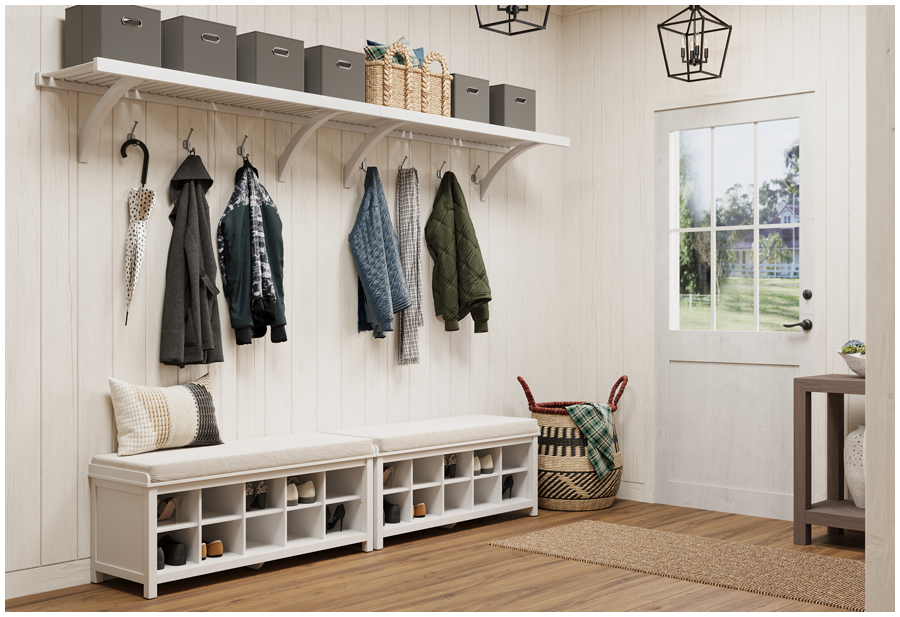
xmin=490 ymin=84 xmax=536 ymax=132
xmin=451 ymin=74 xmax=490 ymax=123
xmin=65 ymin=5 xmax=161 ymax=68
xmin=304 ymin=45 xmax=364 ymax=102
xmin=162 ymin=16 xmax=236 ymax=80
xmin=237 ymin=32 xmax=304 ymax=92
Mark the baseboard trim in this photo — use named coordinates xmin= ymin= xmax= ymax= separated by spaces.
xmin=616 ymin=481 xmax=645 ymax=502
xmin=6 ymin=559 xmax=91 ymax=599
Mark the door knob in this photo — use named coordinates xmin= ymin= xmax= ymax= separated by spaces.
xmin=802 ymin=289 xmax=812 ymax=299
xmin=783 ymin=319 xmax=813 ymax=331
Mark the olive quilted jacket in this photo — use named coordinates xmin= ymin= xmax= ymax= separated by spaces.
xmin=424 ymin=172 xmax=491 ymax=332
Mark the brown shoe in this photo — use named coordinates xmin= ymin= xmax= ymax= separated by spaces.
xmin=413 ymin=503 xmax=426 ymax=518
xmin=206 ymin=540 xmax=223 ymax=558
xmin=201 ymin=542 xmax=207 ymax=560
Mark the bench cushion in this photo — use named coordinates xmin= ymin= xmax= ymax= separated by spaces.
xmin=91 ymin=433 xmax=375 ymax=483
xmin=326 ymin=414 xmax=538 ymax=453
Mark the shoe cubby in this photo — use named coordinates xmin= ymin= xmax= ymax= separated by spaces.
xmin=502 ymin=471 xmax=529 ymax=502
xmin=381 ymin=492 xmax=408 ymax=526
xmin=444 ymin=450 xmax=472 ymax=483
xmin=382 ymin=460 xmax=411 ymax=495
xmin=502 ymin=442 xmax=531 ymax=474
xmin=474 ymin=447 xmax=502 ymax=476
xmin=157 ymin=525 xmax=201 ymax=569
xmin=157 ymin=489 xmax=199 ymax=531
xmin=246 ymin=511 xmax=286 ymax=555
xmin=443 ymin=479 xmax=473 ymax=517
xmin=326 ymin=498 xmax=362 ymax=536
xmin=326 ymin=466 xmax=364 ymax=503
xmin=246 ymin=477 xmax=284 ymax=515
xmin=412 ymin=456 xmax=443 ymax=488
xmin=200 ymin=518 xmax=243 ymax=560
xmin=474 ymin=473 xmax=501 ymax=509
xmin=286 ymin=472 xmax=324 ymax=510
xmin=287 ymin=505 xmax=325 ymax=546
xmin=412 ymin=485 xmax=443 ymax=520
xmin=201 ymin=484 xmax=243 ymax=523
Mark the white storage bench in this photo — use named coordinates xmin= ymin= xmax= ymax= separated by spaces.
xmin=328 ymin=414 xmax=539 ymax=550
xmin=89 ymin=433 xmax=375 ymax=599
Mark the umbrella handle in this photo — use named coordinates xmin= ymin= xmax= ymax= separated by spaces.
xmin=121 ymin=138 xmax=150 ymax=186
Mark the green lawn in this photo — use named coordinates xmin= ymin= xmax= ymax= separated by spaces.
xmin=680 ymin=277 xmax=799 ymax=331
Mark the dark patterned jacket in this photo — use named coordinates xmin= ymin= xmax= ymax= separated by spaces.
xmin=217 ymin=162 xmax=287 ymax=345
xmin=160 ymin=155 xmax=224 ymax=366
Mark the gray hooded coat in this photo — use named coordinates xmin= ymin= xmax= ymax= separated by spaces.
xmin=160 ymin=154 xmax=224 ymax=367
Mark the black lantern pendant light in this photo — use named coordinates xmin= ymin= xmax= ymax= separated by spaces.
xmin=476 ymin=6 xmax=551 ymax=36
xmin=658 ymin=5 xmax=732 ymax=82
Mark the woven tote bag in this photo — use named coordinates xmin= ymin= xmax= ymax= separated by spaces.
xmin=517 ymin=375 xmax=628 ymax=511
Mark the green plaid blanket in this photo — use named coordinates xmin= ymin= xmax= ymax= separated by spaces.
xmin=565 ymin=402 xmax=616 ymax=480
xmin=364 ymin=37 xmax=421 ymax=67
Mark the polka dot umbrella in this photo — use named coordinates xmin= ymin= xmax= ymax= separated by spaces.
xmin=120 ymin=134 xmax=155 ymax=326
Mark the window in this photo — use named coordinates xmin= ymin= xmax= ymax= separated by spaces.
xmin=672 ymin=118 xmax=800 ymax=331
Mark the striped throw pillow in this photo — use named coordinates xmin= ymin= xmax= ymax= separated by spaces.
xmin=109 ymin=374 xmax=223 ymax=456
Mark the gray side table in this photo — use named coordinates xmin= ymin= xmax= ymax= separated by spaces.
xmin=793 ymin=373 xmax=866 ymax=545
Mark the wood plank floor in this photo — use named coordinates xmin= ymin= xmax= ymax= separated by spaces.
xmin=7 ymin=500 xmax=864 ymax=612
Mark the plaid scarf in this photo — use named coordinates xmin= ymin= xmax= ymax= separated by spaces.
xmin=396 ymin=168 xmax=423 ymax=364
xmin=565 ymin=402 xmax=616 ymax=480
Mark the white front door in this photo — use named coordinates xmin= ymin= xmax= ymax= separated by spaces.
xmin=654 ymin=92 xmax=819 ymax=520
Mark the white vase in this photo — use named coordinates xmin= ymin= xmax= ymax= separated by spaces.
xmin=844 ymin=424 xmax=866 ymax=509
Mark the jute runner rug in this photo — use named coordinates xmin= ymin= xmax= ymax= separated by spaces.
xmin=490 ymin=521 xmax=864 ymax=611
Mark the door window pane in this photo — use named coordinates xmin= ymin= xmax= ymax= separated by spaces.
xmin=759 ymin=227 xmax=800 ymax=331
xmin=716 ymin=230 xmax=755 ymax=331
xmin=715 ymin=123 xmax=755 ymax=227
xmin=678 ymin=128 xmax=711 ymax=228
xmin=758 ymin=119 xmax=800 ymax=225
xmin=679 ymin=231 xmax=712 ymax=330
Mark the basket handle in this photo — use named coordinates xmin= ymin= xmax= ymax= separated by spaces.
xmin=608 ymin=375 xmax=628 ymax=412
xmin=516 ymin=376 xmax=537 ymax=407
xmin=422 ymin=51 xmax=452 ymax=117
xmin=383 ymin=42 xmax=416 ymax=109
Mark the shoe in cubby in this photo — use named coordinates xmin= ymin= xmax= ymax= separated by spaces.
xmin=200 ymin=519 xmax=243 ymax=561
xmin=157 ymin=490 xmax=199 ymax=531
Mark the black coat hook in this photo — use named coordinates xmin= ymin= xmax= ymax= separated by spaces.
xmin=437 ymin=160 xmax=446 ymax=179
xmin=183 ymin=127 xmax=195 ymax=155
xmin=399 ymin=155 xmax=408 ymax=171
xmin=120 ymin=138 xmax=150 ymax=186
xmin=471 ymin=165 xmax=482 ymax=185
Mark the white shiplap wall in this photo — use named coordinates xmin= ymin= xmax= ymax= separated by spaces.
xmin=6 ymin=4 xmax=577 ymax=577
xmin=559 ymin=4 xmax=868 ymax=504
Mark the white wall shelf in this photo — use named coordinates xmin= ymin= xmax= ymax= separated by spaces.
xmin=35 ymin=57 xmax=569 ymax=201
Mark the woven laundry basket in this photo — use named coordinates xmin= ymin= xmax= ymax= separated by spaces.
xmin=517 ymin=375 xmax=628 ymax=511
xmin=365 ymin=42 xmax=452 ymax=116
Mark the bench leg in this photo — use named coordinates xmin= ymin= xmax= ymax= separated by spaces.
xmin=529 ymin=503 xmax=539 ymax=517
xmin=90 ymin=568 xmax=104 ymax=584
xmin=361 ymin=540 xmax=372 ymax=553
xmin=143 ymin=580 xmax=157 ymax=600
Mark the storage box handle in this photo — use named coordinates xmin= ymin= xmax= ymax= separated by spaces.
xmin=466 ymin=87 xmax=479 ymax=95
xmin=121 ymin=16 xmax=142 ymax=28
xmin=515 ymin=96 xmax=527 ymax=104
xmin=272 ymin=47 xmax=290 ymax=58
xmin=336 ymin=60 xmax=352 ymax=70
xmin=201 ymin=33 xmax=220 ymax=44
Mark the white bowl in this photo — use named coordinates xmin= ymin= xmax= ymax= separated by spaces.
xmin=838 ymin=351 xmax=866 ymax=378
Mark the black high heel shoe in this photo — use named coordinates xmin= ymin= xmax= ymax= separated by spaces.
xmin=503 ymin=475 xmax=514 ymax=499
xmin=326 ymin=504 xmax=346 ymax=532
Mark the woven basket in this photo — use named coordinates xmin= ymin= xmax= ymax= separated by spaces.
xmin=518 ymin=375 xmax=628 ymax=511
xmin=364 ymin=42 xmax=452 ymax=116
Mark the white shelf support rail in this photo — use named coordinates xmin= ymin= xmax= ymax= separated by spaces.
xmin=277 ymin=109 xmax=340 ymax=182
xmin=479 ymin=142 xmax=541 ymax=201
xmin=342 ymin=119 xmax=406 ymax=189
xmin=77 ymin=76 xmax=142 ymax=163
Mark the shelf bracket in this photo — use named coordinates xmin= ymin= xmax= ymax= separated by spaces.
xmin=277 ymin=109 xmax=340 ymax=182
xmin=342 ymin=119 xmax=406 ymax=189
xmin=479 ymin=142 xmax=541 ymax=202
xmin=77 ymin=75 xmax=142 ymax=163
